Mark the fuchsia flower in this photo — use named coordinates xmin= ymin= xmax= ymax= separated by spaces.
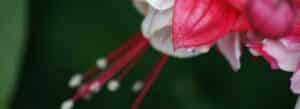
xmin=61 ymin=0 xmax=300 ymax=109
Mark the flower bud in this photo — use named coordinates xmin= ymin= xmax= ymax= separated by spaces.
xmin=246 ymin=0 xmax=296 ymax=39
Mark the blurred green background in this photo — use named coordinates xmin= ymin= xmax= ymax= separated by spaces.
xmin=0 ymin=0 xmax=297 ymax=109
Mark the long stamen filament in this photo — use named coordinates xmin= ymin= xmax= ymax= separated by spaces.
xmin=67 ymin=36 xmax=149 ymax=102
xmin=131 ymin=54 xmax=168 ymax=109
xmin=63 ymin=33 xmax=172 ymax=109
xmin=68 ymin=33 xmax=144 ymax=88
xmin=94 ymin=38 xmax=148 ymax=85
xmin=107 ymin=44 xmax=148 ymax=92
xmin=117 ymin=47 xmax=147 ymax=81
xmin=106 ymin=32 xmax=143 ymax=62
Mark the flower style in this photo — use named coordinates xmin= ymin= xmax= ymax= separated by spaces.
xmin=61 ymin=0 xmax=300 ymax=109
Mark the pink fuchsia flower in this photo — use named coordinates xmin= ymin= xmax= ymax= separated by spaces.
xmin=141 ymin=0 xmax=212 ymax=58
xmin=172 ymin=0 xmax=297 ymax=49
xmin=170 ymin=0 xmax=298 ymax=72
xmin=143 ymin=0 xmax=245 ymax=70
xmin=242 ymin=2 xmax=300 ymax=108
xmin=245 ymin=0 xmax=300 ymax=72
xmin=245 ymin=0 xmax=300 ymax=71
xmin=60 ymin=1 xmax=207 ymax=109
xmin=61 ymin=0 xmax=300 ymax=109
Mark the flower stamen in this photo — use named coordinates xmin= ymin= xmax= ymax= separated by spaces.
xmin=68 ymin=33 xmax=144 ymax=89
xmin=131 ymin=54 xmax=168 ymax=109
xmin=106 ymin=45 xmax=148 ymax=92
xmin=62 ymin=33 xmax=149 ymax=109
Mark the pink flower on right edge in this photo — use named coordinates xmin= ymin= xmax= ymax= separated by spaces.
xmin=60 ymin=0 xmax=300 ymax=109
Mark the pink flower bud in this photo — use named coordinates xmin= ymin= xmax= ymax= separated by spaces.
xmin=246 ymin=0 xmax=296 ymax=39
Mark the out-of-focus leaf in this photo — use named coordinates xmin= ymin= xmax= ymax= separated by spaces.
xmin=0 ymin=0 xmax=26 ymax=109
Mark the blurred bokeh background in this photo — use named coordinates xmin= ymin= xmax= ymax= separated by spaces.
xmin=0 ymin=0 xmax=297 ymax=109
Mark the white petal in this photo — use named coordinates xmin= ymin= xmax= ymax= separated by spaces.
xmin=146 ymin=0 xmax=174 ymax=10
xmin=262 ymin=39 xmax=300 ymax=72
xmin=217 ymin=33 xmax=242 ymax=71
xmin=294 ymin=96 xmax=300 ymax=109
xmin=132 ymin=0 xmax=149 ymax=15
xmin=280 ymin=38 xmax=300 ymax=51
xmin=291 ymin=70 xmax=300 ymax=94
xmin=142 ymin=7 xmax=172 ymax=38
xmin=148 ymin=27 xmax=210 ymax=58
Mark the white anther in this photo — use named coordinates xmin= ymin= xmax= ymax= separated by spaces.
xmin=132 ymin=80 xmax=143 ymax=92
xmin=68 ymin=74 xmax=82 ymax=88
xmin=96 ymin=58 xmax=108 ymax=69
xmin=107 ymin=79 xmax=120 ymax=92
xmin=89 ymin=82 xmax=101 ymax=93
xmin=61 ymin=99 xmax=74 ymax=109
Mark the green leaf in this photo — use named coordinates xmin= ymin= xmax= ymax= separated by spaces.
xmin=0 ymin=0 xmax=26 ymax=109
